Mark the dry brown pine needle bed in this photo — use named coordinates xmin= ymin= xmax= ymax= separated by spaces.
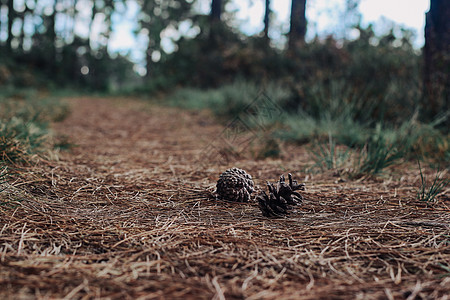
xmin=1 ymin=97 xmax=449 ymax=299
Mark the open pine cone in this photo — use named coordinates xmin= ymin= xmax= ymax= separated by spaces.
xmin=216 ymin=168 xmax=255 ymax=202
xmin=257 ymin=173 xmax=305 ymax=217
xmin=277 ymin=173 xmax=305 ymax=204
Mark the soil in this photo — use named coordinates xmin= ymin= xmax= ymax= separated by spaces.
xmin=1 ymin=97 xmax=449 ymax=299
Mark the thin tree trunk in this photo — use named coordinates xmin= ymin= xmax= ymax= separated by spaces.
xmin=44 ymin=0 xmax=58 ymax=74
xmin=424 ymin=0 xmax=450 ymax=117
xmin=145 ymin=47 xmax=152 ymax=78
xmin=48 ymin=0 xmax=57 ymax=45
xmin=210 ymin=0 xmax=221 ymax=22
xmin=18 ymin=11 xmax=25 ymax=50
xmin=263 ymin=0 xmax=270 ymax=39
xmin=209 ymin=0 xmax=222 ymax=44
xmin=103 ymin=0 xmax=114 ymax=53
xmin=288 ymin=0 xmax=307 ymax=51
xmin=7 ymin=0 xmax=15 ymax=52
xmin=0 ymin=1 xmax=3 ymax=47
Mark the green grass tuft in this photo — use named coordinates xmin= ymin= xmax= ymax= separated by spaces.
xmin=0 ymin=89 xmax=68 ymax=166
xmin=352 ymin=128 xmax=405 ymax=177
xmin=417 ymin=161 xmax=449 ymax=204
xmin=307 ymin=134 xmax=350 ymax=171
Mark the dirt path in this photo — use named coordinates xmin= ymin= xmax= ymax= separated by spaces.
xmin=1 ymin=97 xmax=449 ymax=299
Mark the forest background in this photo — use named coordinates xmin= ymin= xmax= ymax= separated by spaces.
xmin=0 ymin=0 xmax=449 ymax=172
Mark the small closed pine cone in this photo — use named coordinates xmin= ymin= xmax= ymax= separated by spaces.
xmin=216 ymin=168 xmax=255 ymax=202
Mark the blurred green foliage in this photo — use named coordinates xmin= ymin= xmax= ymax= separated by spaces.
xmin=163 ymin=23 xmax=449 ymax=173
xmin=0 ymin=40 xmax=138 ymax=92
xmin=161 ymin=23 xmax=427 ymax=123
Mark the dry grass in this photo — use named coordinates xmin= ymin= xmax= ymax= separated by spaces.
xmin=1 ymin=97 xmax=449 ymax=299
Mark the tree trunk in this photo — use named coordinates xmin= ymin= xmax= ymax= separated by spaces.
xmin=211 ymin=0 xmax=221 ymax=22
xmin=48 ymin=0 xmax=57 ymax=46
xmin=7 ymin=0 xmax=15 ymax=52
xmin=145 ymin=47 xmax=152 ymax=78
xmin=43 ymin=0 xmax=58 ymax=74
xmin=288 ymin=0 xmax=307 ymax=51
xmin=263 ymin=0 xmax=270 ymax=39
xmin=424 ymin=0 xmax=450 ymax=117
xmin=103 ymin=0 xmax=115 ymax=53
xmin=0 ymin=1 xmax=2 ymax=47
xmin=18 ymin=11 xmax=24 ymax=50
xmin=209 ymin=0 xmax=222 ymax=44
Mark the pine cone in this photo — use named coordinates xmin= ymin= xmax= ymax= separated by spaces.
xmin=257 ymin=182 xmax=289 ymax=217
xmin=216 ymin=168 xmax=254 ymax=202
xmin=257 ymin=173 xmax=305 ymax=217
xmin=277 ymin=173 xmax=305 ymax=205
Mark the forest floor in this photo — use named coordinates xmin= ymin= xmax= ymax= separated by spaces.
xmin=1 ymin=97 xmax=449 ymax=299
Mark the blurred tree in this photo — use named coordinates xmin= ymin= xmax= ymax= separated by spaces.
xmin=0 ymin=1 xmax=3 ymax=46
xmin=211 ymin=0 xmax=221 ymax=21
xmin=210 ymin=0 xmax=222 ymax=43
xmin=87 ymin=0 xmax=98 ymax=51
xmin=63 ymin=0 xmax=78 ymax=43
xmin=32 ymin=0 xmax=58 ymax=74
xmin=342 ymin=0 xmax=361 ymax=39
xmin=288 ymin=0 xmax=307 ymax=50
xmin=6 ymin=0 xmax=15 ymax=52
xmin=49 ymin=1 xmax=57 ymax=50
xmin=137 ymin=1 xmax=161 ymax=78
xmin=17 ymin=3 xmax=25 ymax=50
xmin=424 ymin=0 xmax=449 ymax=118
xmin=263 ymin=0 xmax=271 ymax=39
xmin=137 ymin=0 xmax=192 ymax=77
xmin=103 ymin=0 xmax=116 ymax=53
